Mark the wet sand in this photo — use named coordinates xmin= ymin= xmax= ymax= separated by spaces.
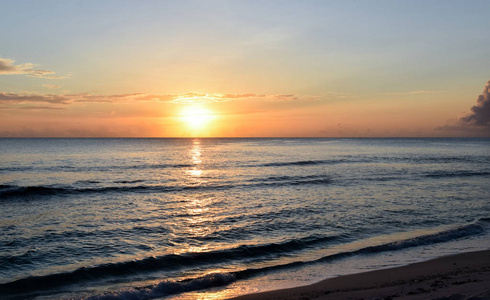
xmin=230 ymin=250 xmax=490 ymax=300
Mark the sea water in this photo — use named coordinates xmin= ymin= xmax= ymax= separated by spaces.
xmin=0 ymin=138 xmax=489 ymax=300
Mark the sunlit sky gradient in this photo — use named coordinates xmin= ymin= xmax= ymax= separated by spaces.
xmin=1 ymin=0 xmax=489 ymax=137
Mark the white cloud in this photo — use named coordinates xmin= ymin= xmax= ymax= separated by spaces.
xmin=0 ymin=56 xmax=68 ymax=79
xmin=0 ymin=57 xmax=31 ymax=74
xmin=383 ymin=90 xmax=440 ymax=95
xmin=42 ymin=84 xmax=61 ymax=89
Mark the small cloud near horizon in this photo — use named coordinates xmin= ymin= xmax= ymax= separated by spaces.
xmin=0 ymin=56 xmax=68 ymax=79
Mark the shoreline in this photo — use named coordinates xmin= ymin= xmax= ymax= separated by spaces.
xmin=229 ymin=250 xmax=490 ymax=300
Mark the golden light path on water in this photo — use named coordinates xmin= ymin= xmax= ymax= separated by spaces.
xmin=187 ymin=140 xmax=203 ymax=177
xmin=182 ymin=140 xmax=215 ymax=251
xmin=171 ymin=140 xmax=248 ymax=299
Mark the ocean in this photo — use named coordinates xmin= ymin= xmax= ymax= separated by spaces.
xmin=0 ymin=138 xmax=489 ymax=300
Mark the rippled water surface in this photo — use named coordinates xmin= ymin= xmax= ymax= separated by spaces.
xmin=0 ymin=138 xmax=489 ymax=299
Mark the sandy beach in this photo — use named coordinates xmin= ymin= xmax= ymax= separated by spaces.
xmin=231 ymin=250 xmax=490 ymax=300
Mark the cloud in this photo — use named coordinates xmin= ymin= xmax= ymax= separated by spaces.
xmin=222 ymin=94 xmax=265 ymax=99
xmin=169 ymin=92 xmax=222 ymax=104
xmin=0 ymin=56 xmax=67 ymax=79
xmin=0 ymin=92 xmax=157 ymax=105
xmin=166 ymin=93 xmax=319 ymax=103
xmin=271 ymin=94 xmax=298 ymax=101
xmin=73 ymin=93 xmax=149 ymax=103
xmin=42 ymin=84 xmax=61 ymax=89
xmin=168 ymin=93 xmax=265 ymax=103
xmin=0 ymin=57 xmax=32 ymax=74
xmin=383 ymin=90 xmax=440 ymax=95
xmin=16 ymin=106 xmax=66 ymax=110
xmin=58 ymin=92 xmax=220 ymax=104
xmin=438 ymin=80 xmax=490 ymax=137
xmin=0 ymin=91 xmax=312 ymax=106
xmin=459 ymin=80 xmax=490 ymax=127
xmin=26 ymin=69 xmax=57 ymax=78
xmin=0 ymin=92 xmax=70 ymax=104
xmin=323 ymin=92 xmax=353 ymax=99
xmin=0 ymin=92 xmax=199 ymax=105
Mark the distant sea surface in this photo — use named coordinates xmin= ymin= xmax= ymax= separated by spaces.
xmin=1 ymin=138 xmax=489 ymax=300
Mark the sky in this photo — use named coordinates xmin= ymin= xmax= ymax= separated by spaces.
xmin=1 ymin=0 xmax=489 ymax=137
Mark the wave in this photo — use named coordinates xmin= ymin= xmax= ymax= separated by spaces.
xmin=418 ymin=156 xmax=486 ymax=164
xmin=80 ymin=219 xmax=490 ymax=299
xmin=0 ymin=233 xmax=344 ymax=294
xmin=1 ymin=226 xmax=170 ymax=256
xmin=0 ymin=184 xmax=154 ymax=199
xmin=2 ymin=219 xmax=487 ymax=299
xmin=0 ymin=183 xmax=201 ymax=199
xmin=253 ymin=155 xmax=489 ymax=168
xmin=1 ymin=154 xmax=487 ymax=175
xmin=358 ymin=222 xmax=487 ymax=254
xmin=0 ymin=184 xmax=68 ymax=198
xmin=86 ymin=272 xmax=236 ymax=300
xmin=425 ymin=170 xmax=490 ymax=178
xmin=247 ymin=174 xmax=332 ymax=187
xmin=3 ymin=165 xmax=488 ymax=200
xmin=369 ymin=155 xmax=489 ymax=164
xmin=113 ymin=179 xmax=145 ymax=184
xmin=258 ymin=159 xmax=352 ymax=167
xmin=0 ymin=175 xmax=333 ymax=200
xmin=0 ymin=248 xmax=37 ymax=267
xmin=234 ymin=218 xmax=489 ymax=279
xmin=0 ymin=163 xmax=194 ymax=174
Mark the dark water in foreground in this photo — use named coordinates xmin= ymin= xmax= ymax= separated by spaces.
xmin=0 ymin=138 xmax=489 ymax=299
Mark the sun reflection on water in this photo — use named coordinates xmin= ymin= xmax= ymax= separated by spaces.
xmin=183 ymin=197 xmax=217 ymax=239
xmin=187 ymin=139 xmax=203 ymax=178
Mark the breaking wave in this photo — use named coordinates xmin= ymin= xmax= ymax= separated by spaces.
xmin=1 ymin=218 xmax=487 ymax=299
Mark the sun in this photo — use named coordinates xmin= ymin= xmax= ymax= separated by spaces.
xmin=179 ymin=106 xmax=215 ymax=131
